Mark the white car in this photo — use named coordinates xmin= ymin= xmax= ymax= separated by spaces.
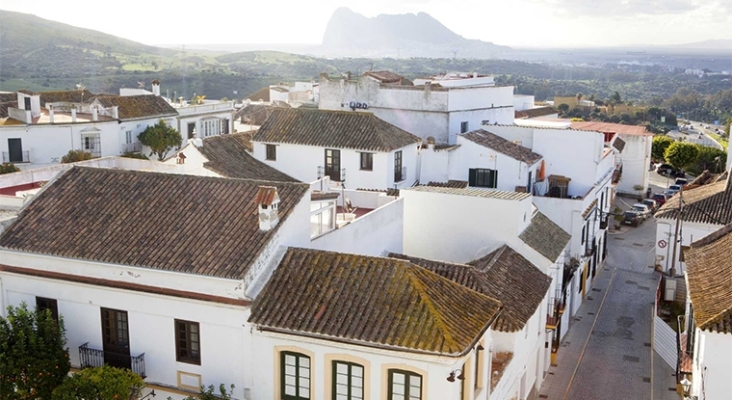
xmin=631 ymin=203 xmax=652 ymax=220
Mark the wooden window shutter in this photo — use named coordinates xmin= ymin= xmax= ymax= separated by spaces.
xmin=468 ymin=169 xmax=477 ymax=186
xmin=490 ymin=170 xmax=498 ymax=188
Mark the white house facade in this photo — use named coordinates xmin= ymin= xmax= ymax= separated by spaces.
xmin=252 ymin=108 xmax=422 ymax=190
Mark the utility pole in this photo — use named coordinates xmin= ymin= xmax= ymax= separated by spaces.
xmin=668 ymin=188 xmax=683 ymax=276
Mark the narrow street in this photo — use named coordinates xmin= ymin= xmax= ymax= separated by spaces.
xmin=538 ymin=180 xmax=680 ymax=400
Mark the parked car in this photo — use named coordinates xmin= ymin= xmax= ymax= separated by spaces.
xmin=623 ymin=211 xmax=643 ymax=227
xmin=632 ymin=203 xmax=652 ymax=220
xmin=641 ymin=199 xmax=659 ymax=213
xmin=652 ymin=193 xmax=669 ymax=206
xmin=675 ymin=178 xmax=688 ymax=186
xmin=664 ymin=189 xmax=679 ymax=198
xmin=656 ymin=164 xmax=675 ymax=175
xmin=669 ymin=184 xmax=683 ymax=193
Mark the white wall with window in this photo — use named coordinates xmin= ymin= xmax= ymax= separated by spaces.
xmin=252 ymin=142 xmax=419 ymax=190
xmin=311 ymin=199 xmax=336 ymax=238
xmin=250 ymin=330 xmax=493 ymax=400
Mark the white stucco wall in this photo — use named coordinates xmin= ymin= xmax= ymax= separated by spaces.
xmin=249 ymin=329 xmax=492 ymax=400
xmin=693 ymin=329 xmax=732 ymax=399
xmin=252 ymin=142 xmax=419 ymax=190
xmin=513 ymin=95 xmax=536 ymax=112
xmin=614 ymin=133 xmax=652 ymax=194
xmin=419 ymin=146 xmax=452 ymax=184
xmin=401 ymin=189 xmax=533 ymax=263
xmin=655 ymin=219 xmax=721 ymax=274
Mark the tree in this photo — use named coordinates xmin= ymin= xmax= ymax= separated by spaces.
xmin=0 ymin=303 xmax=71 ymax=400
xmin=137 ymin=119 xmax=182 ymax=161
xmin=692 ymin=146 xmax=727 ymax=174
xmin=0 ymin=162 xmax=20 ymax=174
xmin=53 ymin=365 xmax=145 ymax=400
xmin=664 ymin=142 xmax=700 ymax=169
xmin=610 ymin=91 xmax=622 ymax=105
xmin=557 ymin=103 xmax=570 ymax=113
xmin=576 ymin=92 xmax=583 ymax=106
xmin=175 ymin=384 xmax=235 ymax=400
xmin=652 ymin=135 xmax=674 ymax=161
xmin=61 ymin=150 xmax=94 ymax=163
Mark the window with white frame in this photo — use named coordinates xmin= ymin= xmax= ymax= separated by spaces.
xmin=125 ymin=130 xmax=132 ymax=144
xmin=311 ymin=200 xmax=336 ymax=238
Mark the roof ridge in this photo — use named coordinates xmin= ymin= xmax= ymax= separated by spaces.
xmin=700 ymin=304 xmax=732 ymax=330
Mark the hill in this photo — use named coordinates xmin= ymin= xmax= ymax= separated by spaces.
xmin=677 ymin=39 xmax=732 ymax=50
xmin=321 ymin=8 xmax=511 ymax=59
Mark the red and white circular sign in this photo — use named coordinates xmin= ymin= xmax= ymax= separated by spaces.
xmin=658 ymin=240 xmax=667 ymax=248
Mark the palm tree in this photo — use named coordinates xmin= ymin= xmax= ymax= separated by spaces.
xmin=576 ymin=92 xmax=584 ymax=107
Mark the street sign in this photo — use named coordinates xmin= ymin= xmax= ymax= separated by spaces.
xmin=658 ymin=240 xmax=667 ymax=248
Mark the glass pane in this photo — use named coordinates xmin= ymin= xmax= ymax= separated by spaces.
xmin=322 ymin=209 xmax=333 ymax=230
xmin=352 ymin=365 xmax=363 ymax=378
xmin=285 ymin=386 xmax=296 ymax=396
xmin=336 ymin=374 xmax=349 ymax=385
xmin=337 ymin=395 xmax=348 ymax=400
xmin=337 ymin=363 xmax=348 ymax=374
xmin=392 ymin=373 xmax=405 ymax=384
xmin=336 ymin=384 xmax=349 ymax=394
xmin=392 ymin=395 xmax=404 ymax=400
xmin=352 ymin=387 xmax=363 ymax=399
xmin=299 ymin=377 xmax=309 ymax=389
xmin=285 ymin=355 xmax=296 ymax=366
xmin=352 ymin=376 xmax=363 ymax=388
xmin=392 ymin=383 xmax=405 ymax=395
xmin=299 ymin=366 xmax=310 ymax=379
xmin=409 ymin=375 xmax=421 ymax=387
xmin=285 ymin=365 xmax=296 ymax=376
xmin=285 ymin=375 xmax=296 ymax=386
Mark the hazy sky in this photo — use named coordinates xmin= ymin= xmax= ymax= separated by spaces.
xmin=0 ymin=0 xmax=729 ymax=48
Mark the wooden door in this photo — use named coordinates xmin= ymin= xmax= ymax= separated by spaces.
xmin=101 ymin=308 xmax=131 ymax=369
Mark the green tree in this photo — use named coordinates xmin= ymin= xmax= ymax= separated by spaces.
xmin=53 ymin=365 xmax=145 ymax=400
xmin=692 ymin=146 xmax=727 ymax=174
xmin=0 ymin=162 xmax=20 ymax=174
xmin=176 ymin=384 xmax=235 ymax=400
xmin=0 ymin=303 xmax=71 ymax=400
xmin=610 ymin=91 xmax=622 ymax=105
xmin=557 ymin=103 xmax=570 ymax=113
xmin=61 ymin=150 xmax=94 ymax=163
xmin=664 ymin=142 xmax=700 ymax=169
xmin=725 ymin=118 xmax=731 ymax=137
xmin=652 ymin=135 xmax=674 ymax=161
xmin=137 ymin=119 xmax=182 ymax=161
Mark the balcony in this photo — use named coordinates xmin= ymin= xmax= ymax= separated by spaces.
xmin=79 ymin=342 xmax=146 ymax=378
xmin=2 ymin=151 xmax=30 ymax=163
xmin=123 ymin=142 xmax=142 ymax=153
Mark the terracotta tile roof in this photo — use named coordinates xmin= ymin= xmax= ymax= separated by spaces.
xmin=0 ymin=167 xmax=309 ymax=280
xmin=515 ymin=110 xmax=529 ymax=119
xmin=249 ymin=248 xmax=502 ymax=355
xmin=519 ymin=212 xmax=571 ymax=262
xmin=197 ymin=133 xmax=298 ymax=182
xmin=522 ymin=107 xmax=559 ymax=119
xmin=40 ymin=90 xmax=95 ymax=107
xmin=311 ymin=191 xmax=340 ymax=201
xmin=570 ymin=121 xmax=650 ymax=135
xmin=363 ymin=71 xmax=411 ymax=85
xmin=685 ymin=223 xmax=732 ymax=334
xmin=655 ymin=174 xmax=732 ymax=225
xmin=91 ymin=95 xmax=178 ymax=120
xmin=460 ymin=129 xmax=543 ymax=164
xmin=0 ymin=101 xmax=16 ymax=118
xmin=245 ymin=87 xmax=270 ymax=102
xmin=426 ymin=180 xmax=469 ymax=189
xmin=468 ymin=245 xmax=552 ymax=332
xmin=406 ymin=185 xmax=531 ymax=201
xmin=391 ymin=245 xmax=551 ymax=332
xmin=253 ymin=108 xmax=421 ymax=152
xmin=234 ymin=103 xmax=283 ymax=125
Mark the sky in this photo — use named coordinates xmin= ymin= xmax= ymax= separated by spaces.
xmin=0 ymin=0 xmax=730 ymax=48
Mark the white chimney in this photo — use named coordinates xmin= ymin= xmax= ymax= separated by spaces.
xmin=473 ymin=71 xmax=478 ymax=78
xmin=48 ymin=105 xmax=54 ymax=124
xmin=111 ymin=106 xmax=119 ymax=119
xmin=71 ymin=108 xmax=77 ymax=123
xmin=426 ymin=136 xmax=435 ymax=150
xmin=92 ymin=106 xmax=98 ymax=121
xmin=151 ymin=79 xmax=161 ymax=96
xmin=255 ymin=186 xmax=280 ymax=231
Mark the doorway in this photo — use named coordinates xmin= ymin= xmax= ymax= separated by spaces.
xmin=101 ymin=308 xmax=131 ymax=369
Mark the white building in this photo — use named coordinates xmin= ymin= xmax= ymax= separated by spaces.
xmin=571 ymin=121 xmax=652 ymax=195
xmin=654 ymin=173 xmax=731 ymax=275
xmin=681 ymin=224 xmax=732 ymax=400
xmin=252 ymin=108 xmax=422 ymax=190
xmin=318 ymin=71 xmax=515 ymax=145
xmin=420 ymin=129 xmax=543 ymax=193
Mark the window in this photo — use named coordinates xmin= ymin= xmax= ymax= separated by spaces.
xmin=311 ymin=200 xmax=336 ymax=238
xmin=581 ymin=225 xmax=586 ymax=245
xmin=527 ymin=170 xmax=533 ymax=195
xmin=266 ymin=144 xmax=277 ymax=161
xmin=468 ymin=168 xmax=498 ymax=188
xmin=175 ymin=319 xmax=200 ymax=365
xmin=394 ymin=151 xmax=403 ymax=182
xmin=333 ymin=361 xmax=364 ymax=400
xmin=36 ymin=297 xmax=58 ymax=321
xmin=281 ymin=351 xmax=311 ymax=400
xmin=325 ymin=149 xmax=342 ymax=181
xmin=461 ymin=121 xmax=469 ymax=133
xmin=474 ymin=343 xmax=484 ymax=391
xmin=125 ymin=130 xmax=132 ymax=144
xmin=360 ymin=152 xmax=373 ymax=171
xmin=388 ymin=369 xmax=421 ymax=400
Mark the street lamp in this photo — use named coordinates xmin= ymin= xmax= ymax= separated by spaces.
xmin=680 ymin=375 xmax=693 ymax=399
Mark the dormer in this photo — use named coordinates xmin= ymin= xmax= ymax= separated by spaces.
xmin=255 ymin=186 xmax=280 ymax=231
xmin=17 ymin=91 xmax=41 ymax=118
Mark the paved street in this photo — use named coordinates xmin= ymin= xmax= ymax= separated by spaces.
xmin=537 ymin=204 xmax=679 ymax=399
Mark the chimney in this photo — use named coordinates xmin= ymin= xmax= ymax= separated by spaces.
xmin=424 ymin=83 xmax=432 ymax=97
xmin=111 ymin=106 xmax=119 ymax=119
xmin=48 ymin=105 xmax=54 ymax=124
xmin=473 ymin=71 xmax=478 ymax=78
xmin=151 ymin=79 xmax=161 ymax=96
xmin=255 ymin=186 xmax=280 ymax=231
xmin=426 ymin=136 xmax=435 ymax=150
xmin=71 ymin=108 xmax=77 ymax=123
xmin=92 ymin=106 xmax=98 ymax=121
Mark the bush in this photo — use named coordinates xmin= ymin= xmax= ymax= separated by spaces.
xmin=138 ymin=119 xmax=182 ymax=161
xmin=688 ymin=146 xmax=727 ymax=175
xmin=121 ymin=152 xmax=149 ymax=160
xmin=175 ymin=384 xmax=235 ymax=400
xmin=0 ymin=162 xmax=20 ymax=174
xmin=53 ymin=365 xmax=146 ymax=400
xmin=61 ymin=150 xmax=93 ymax=163
xmin=652 ymin=135 xmax=674 ymax=161
xmin=664 ymin=142 xmax=700 ymax=169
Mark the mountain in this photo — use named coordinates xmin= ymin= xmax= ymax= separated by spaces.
xmin=321 ymin=8 xmax=510 ymax=59
xmin=677 ymin=39 xmax=732 ymax=50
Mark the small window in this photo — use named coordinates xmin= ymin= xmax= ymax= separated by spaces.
xmin=125 ymin=131 xmax=132 ymax=144
xmin=461 ymin=121 xmax=469 ymax=133
xmin=266 ymin=144 xmax=277 ymax=161
xmin=36 ymin=297 xmax=58 ymax=321
xmin=474 ymin=343 xmax=484 ymax=391
xmin=360 ymin=153 xmax=373 ymax=171
xmin=332 ymin=361 xmax=364 ymax=400
xmin=281 ymin=351 xmax=311 ymax=399
xmin=175 ymin=319 xmax=200 ymax=365
xmin=468 ymin=168 xmax=497 ymax=188
xmin=388 ymin=369 xmax=422 ymax=400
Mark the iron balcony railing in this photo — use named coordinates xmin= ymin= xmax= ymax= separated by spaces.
xmin=2 ymin=150 xmax=30 ymax=163
xmin=123 ymin=142 xmax=142 ymax=153
xmin=79 ymin=342 xmax=146 ymax=378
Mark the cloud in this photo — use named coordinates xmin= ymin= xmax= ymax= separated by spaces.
xmin=537 ymin=0 xmax=705 ymax=16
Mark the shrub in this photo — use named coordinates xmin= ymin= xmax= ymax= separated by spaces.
xmin=61 ymin=150 xmax=93 ymax=163
xmin=0 ymin=162 xmax=20 ymax=174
